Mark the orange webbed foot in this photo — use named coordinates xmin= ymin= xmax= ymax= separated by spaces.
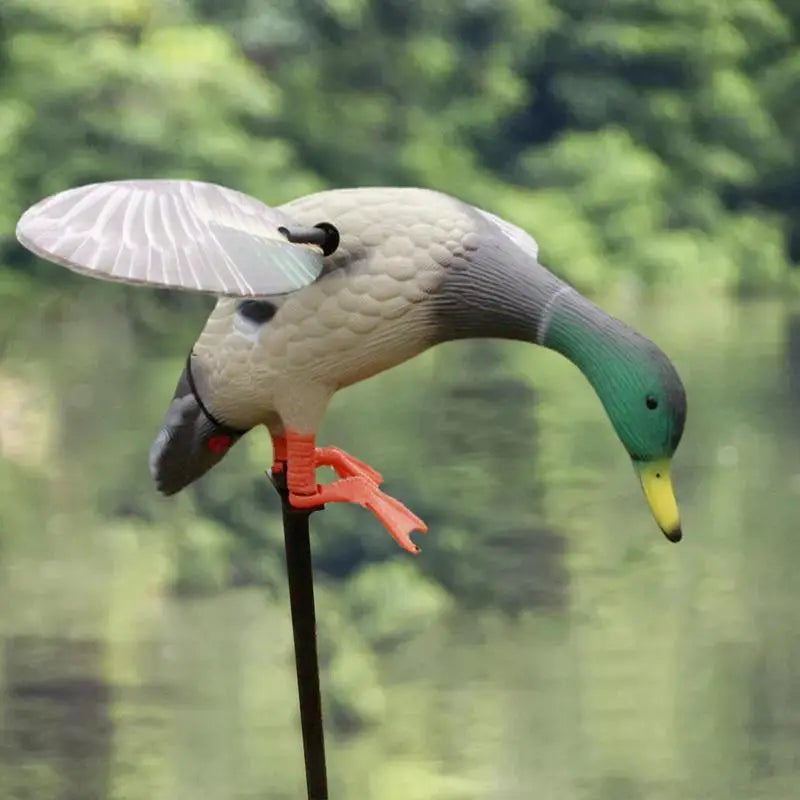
xmin=290 ymin=477 xmax=426 ymax=553
xmin=282 ymin=431 xmax=426 ymax=554
xmin=314 ymin=446 xmax=384 ymax=484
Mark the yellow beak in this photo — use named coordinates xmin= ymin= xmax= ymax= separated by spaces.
xmin=635 ymin=459 xmax=682 ymax=542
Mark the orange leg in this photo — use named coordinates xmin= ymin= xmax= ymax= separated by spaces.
xmin=271 ymin=432 xmax=288 ymax=474
xmin=271 ymin=435 xmax=382 ymax=483
xmin=284 ymin=430 xmax=426 ymax=554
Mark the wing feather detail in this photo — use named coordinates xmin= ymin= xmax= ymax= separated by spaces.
xmin=16 ymin=179 xmax=325 ymax=297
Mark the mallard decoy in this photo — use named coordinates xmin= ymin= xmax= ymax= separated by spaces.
xmin=16 ymin=181 xmax=686 ymax=551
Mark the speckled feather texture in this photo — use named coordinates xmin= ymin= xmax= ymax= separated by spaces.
xmin=192 ymin=186 xmax=560 ymax=433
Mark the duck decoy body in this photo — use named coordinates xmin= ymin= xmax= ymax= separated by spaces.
xmin=16 ymin=181 xmax=686 ymax=550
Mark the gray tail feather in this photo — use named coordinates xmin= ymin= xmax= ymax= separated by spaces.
xmin=149 ymin=365 xmax=246 ymax=495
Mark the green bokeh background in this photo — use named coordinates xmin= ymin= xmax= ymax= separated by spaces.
xmin=1 ymin=2 xmax=799 ymax=798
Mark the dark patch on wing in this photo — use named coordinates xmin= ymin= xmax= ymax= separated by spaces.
xmin=238 ymin=299 xmax=277 ymax=324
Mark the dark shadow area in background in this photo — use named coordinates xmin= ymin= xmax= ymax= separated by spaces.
xmin=1 ymin=637 xmax=112 ymax=800
xmin=785 ymin=313 xmax=800 ymax=408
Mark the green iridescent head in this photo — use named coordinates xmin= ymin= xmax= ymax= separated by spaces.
xmin=543 ymin=293 xmax=687 ymax=541
xmin=587 ymin=336 xmax=686 ymax=463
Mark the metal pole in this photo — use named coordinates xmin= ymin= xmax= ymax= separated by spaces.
xmin=270 ymin=471 xmax=328 ymax=800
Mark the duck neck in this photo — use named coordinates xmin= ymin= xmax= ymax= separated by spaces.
xmin=538 ymin=287 xmax=641 ymax=385
xmin=432 ymin=246 xmax=644 ymax=395
xmin=435 ymin=244 xmax=632 ymax=360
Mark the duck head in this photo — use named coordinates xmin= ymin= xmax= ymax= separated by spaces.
xmin=592 ymin=342 xmax=686 ymax=542
xmin=540 ymin=290 xmax=687 ymax=542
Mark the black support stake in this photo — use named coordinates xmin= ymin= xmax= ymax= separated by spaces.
xmin=271 ymin=470 xmax=328 ymax=800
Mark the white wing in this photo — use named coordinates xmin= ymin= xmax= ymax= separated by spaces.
xmin=476 ymin=208 xmax=539 ymax=260
xmin=15 ymin=180 xmax=325 ymax=298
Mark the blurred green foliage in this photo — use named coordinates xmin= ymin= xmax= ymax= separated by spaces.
xmin=1 ymin=0 xmax=798 ymax=293
xmin=1 ymin=4 xmax=800 ymax=790
xmin=4 ymin=296 xmax=800 ymax=800
xmin=1 ymin=0 xmax=799 ymax=688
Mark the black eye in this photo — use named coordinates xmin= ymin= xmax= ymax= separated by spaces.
xmin=646 ymin=395 xmax=659 ymax=410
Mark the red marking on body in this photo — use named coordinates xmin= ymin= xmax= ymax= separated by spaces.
xmin=207 ymin=434 xmax=233 ymax=454
xmin=283 ymin=428 xmax=426 ymax=554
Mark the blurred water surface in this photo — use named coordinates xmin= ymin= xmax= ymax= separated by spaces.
xmin=1 ymin=290 xmax=799 ymax=800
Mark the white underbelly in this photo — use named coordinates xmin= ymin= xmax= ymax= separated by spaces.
xmin=193 ymin=294 xmax=434 ymax=430
xmin=191 ymin=205 xmax=450 ymax=430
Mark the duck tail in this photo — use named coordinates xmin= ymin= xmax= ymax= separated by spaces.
xmin=149 ymin=359 xmax=247 ymax=494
